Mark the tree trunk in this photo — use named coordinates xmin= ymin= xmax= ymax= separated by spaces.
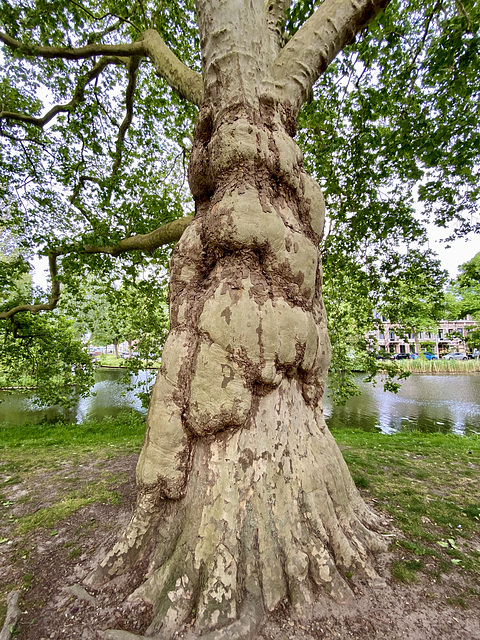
xmin=88 ymin=1 xmax=388 ymax=636
xmin=413 ymin=331 xmax=421 ymax=356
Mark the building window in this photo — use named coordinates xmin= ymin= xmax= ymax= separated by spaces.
xmin=438 ymin=329 xmax=443 ymax=339
xmin=389 ymin=331 xmax=395 ymax=340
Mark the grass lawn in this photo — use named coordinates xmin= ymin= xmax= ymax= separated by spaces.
xmin=0 ymin=414 xmax=479 ymax=626
xmin=333 ymin=428 xmax=480 ymax=592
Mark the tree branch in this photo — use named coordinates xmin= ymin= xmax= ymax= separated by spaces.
xmin=1 ymin=28 xmax=203 ymax=105
xmin=265 ymin=0 xmax=292 ymax=57
xmin=65 ymin=0 xmax=143 ymax=36
xmin=0 ymin=129 xmax=47 ymax=147
xmin=111 ymin=56 xmax=141 ymax=178
xmin=75 ymin=215 xmax=193 ymax=255
xmin=0 ymin=254 xmax=60 ymax=320
xmin=0 ymin=57 xmax=124 ymax=127
xmin=273 ymin=0 xmax=391 ymax=114
xmin=0 ymin=217 xmax=192 ymax=321
xmin=0 ymin=31 xmax=146 ymax=59
xmin=142 ymin=29 xmax=204 ymax=106
xmin=69 ymin=175 xmax=103 ymax=204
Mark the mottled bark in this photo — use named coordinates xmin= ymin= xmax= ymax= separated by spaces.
xmin=88 ymin=0 xmax=390 ymax=637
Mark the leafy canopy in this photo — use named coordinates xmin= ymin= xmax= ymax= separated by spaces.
xmin=1 ymin=0 xmax=479 ymax=404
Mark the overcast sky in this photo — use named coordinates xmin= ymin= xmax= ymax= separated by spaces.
xmin=426 ymin=228 xmax=478 ymax=279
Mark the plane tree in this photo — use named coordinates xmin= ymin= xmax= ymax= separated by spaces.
xmin=1 ymin=0 xmax=480 ymax=637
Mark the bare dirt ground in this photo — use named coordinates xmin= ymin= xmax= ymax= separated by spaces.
xmin=1 ymin=453 xmax=479 ymax=640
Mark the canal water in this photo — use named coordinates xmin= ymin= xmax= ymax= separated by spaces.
xmin=1 ymin=370 xmax=479 ymax=435
xmin=0 ymin=369 xmax=154 ymax=426
xmin=324 ymin=374 xmax=480 ymax=435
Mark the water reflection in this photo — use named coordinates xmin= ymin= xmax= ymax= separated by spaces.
xmin=1 ymin=370 xmax=480 ymax=435
xmin=0 ymin=368 xmax=155 ymax=426
xmin=75 ymin=368 xmax=155 ymax=422
xmin=324 ymin=374 xmax=480 ymax=435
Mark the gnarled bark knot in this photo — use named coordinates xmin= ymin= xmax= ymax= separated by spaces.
xmin=88 ymin=109 xmax=389 ymax=638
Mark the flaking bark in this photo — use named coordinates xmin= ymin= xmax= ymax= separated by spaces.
xmin=0 ymin=0 xmax=396 ymax=635
xmin=89 ymin=2 xmax=391 ymax=637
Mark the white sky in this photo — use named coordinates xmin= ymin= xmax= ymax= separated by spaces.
xmin=426 ymin=228 xmax=479 ymax=279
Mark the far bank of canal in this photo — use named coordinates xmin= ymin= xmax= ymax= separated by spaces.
xmin=1 ymin=370 xmax=479 ymax=435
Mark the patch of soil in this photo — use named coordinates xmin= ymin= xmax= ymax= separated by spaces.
xmin=1 ymin=454 xmax=479 ymax=640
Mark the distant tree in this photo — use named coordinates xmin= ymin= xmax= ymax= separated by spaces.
xmin=323 ymin=250 xmax=408 ymax=402
xmin=62 ymin=274 xmax=170 ymax=399
xmin=378 ymin=250 xmax=448 ymax=355
xmin=1 ymin=220 xmax=93 ymax=402
xmin=454 ymin=252 xmax=480 ymax=318
xmin=0 ymin=308 xmax=94 ymax=405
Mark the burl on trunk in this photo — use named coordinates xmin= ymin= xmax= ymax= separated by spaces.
xmin=88 ymin=1 xmax=390 ymax=638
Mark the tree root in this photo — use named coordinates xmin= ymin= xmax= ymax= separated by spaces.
xmin=0 ymin=591 xmax=21 ymax=640
xmin=103 ymin=591 xmax=263 ymax=640
xmin=182 ymin=590 xmax=264 ymax=640
xmin=95 ymin=380 xmax=390 ymax=640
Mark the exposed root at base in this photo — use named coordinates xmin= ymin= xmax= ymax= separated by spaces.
xmin=103 ymin=591 xmax=263 ymax=640
xmin=0 ymin=591 xmax=21 ymax=640
xmin=95 ymin=380 xmax=390 ymax=640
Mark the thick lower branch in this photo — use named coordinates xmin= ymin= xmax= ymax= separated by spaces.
xmin=0 ymin=217 xmax=192 ymax=321
xmin=79 ymin=216 xmax=193 ymax=255
xmin=0 ymin=29 xmax=203 ymax=106
xmin=142 ymin=29 xmax=203 ymax=106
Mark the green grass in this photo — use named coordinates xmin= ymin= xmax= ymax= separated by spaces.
xmin=392 ymin=559 xmax=421 ymax=583
xmin=96 ymin=354 xmax=160 ymax=368
xmin=0 ymin=410 xmax=145 ymax=456
xmin=0 ymin=411 xmax=145 ymax=539
xmin=334 ymin=429 xmax=480 ymax=582
xmin=0 ymin=414 xmax=479 ymax=606
xmin=14 ymin=484 xmax=121 ymax=534
xmin=398 ymin=359 xmax=480 ymax=373
xmin=97 ymin=354 xmax=127 ymax=367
